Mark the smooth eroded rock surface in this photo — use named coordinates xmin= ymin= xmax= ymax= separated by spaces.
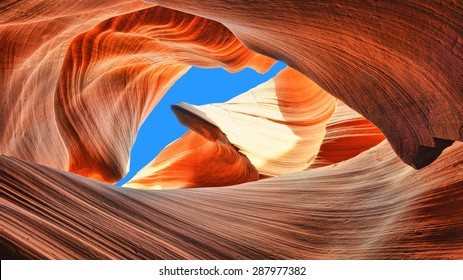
xmin=1 ymin=141 xmax=462 ymax=259
xmin=0 ymin=3 xmax=273 ymax=183
xmin=310 ymin=101 xmax=385 ymax=168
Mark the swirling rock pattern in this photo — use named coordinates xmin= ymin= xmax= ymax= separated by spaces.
xmin=124 ymin=131 xmax=259 ymax=189
xmin=310 ymin=101 xmax=385 ymax=168
xmin=54 ymin=6 xmax=273 ymax=183
xmin=1 ymin=0 xmax=462 ymax=261
xmin=0 ymin=3 xmax=273 ymax=183
xmin=172 ymin=67 xmax=336 ymax=176
xmin=1 ymin=0 xmax=152 ymax=174
xmin=154 ymin=0 xmax=463 ymax=168
xmin=1 ymin=141 xmax=462 ymax=259
xmin=125 ymin=67 xmax=336 ymax=189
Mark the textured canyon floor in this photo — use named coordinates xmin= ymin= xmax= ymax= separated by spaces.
xmin=1 ymin=141 xmax=463 ymax=259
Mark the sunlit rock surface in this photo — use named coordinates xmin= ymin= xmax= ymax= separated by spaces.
xmin=173 ymin=67 xmax=336 ymax=176
xmin=310 ymin=101 xmax=386 ymax=168
xmin=1 ymin=141 xmax=462 ymax=259
xmin=1 ymin=0 xmax=462 ymax=260
xmin=154 ymin=0 xmax=463 ymax=169
xmin=124 ymin=131 xmax=259 ymax=189
xmin=125 ymin=67 xmax=336 ymax=189
xmin=0 ymin=4 xmax=273 ymax=183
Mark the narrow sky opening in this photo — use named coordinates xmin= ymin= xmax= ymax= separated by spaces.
xmin=116 ymin=61 xmax=287 ymax=186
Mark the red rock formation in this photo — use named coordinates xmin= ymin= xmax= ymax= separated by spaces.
xmin=1 ymin=0 xmax=152 ymax=174
xmin=1 ymin=140 xmax=462 ymax=259
xmin=153 ymin=0 xmax=463 ymax=168
xmin=0 ymin=4 xmax=273 ymax=183
xmin=310 ymin=101 xmax=385 ymax=168
xmin=124 ymin=131 xmax=259 ymax=189
xmin=54 ymin=6 xmax=273 ymax=183
xmin=174 ymin=67 xmax=337 ymax=175
xmin=124 ymin=67 xmax=335 ymax=189
xmin=1 ymin=0 xmax=462 ymax=261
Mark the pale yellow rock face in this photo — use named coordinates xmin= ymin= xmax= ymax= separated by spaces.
xmin=175 ymin=67 xmax=337 ymax=176
xmin=124 ymin=67 xmax=336 ymax=189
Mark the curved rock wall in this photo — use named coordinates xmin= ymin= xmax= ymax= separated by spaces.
xmin=0 ymin=4 xmax=273 ymax=183
xmin=154 ymin=0 xmax=463 ymax=168
xmin=0 ymin=0 xmax=462 ymax=260
xmin=1 ymin=141 xmax=462 ymax=259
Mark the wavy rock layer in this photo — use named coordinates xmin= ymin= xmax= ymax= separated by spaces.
xmin=124 ymin=67 xmax=336 ymax=189
xmin=310 ymin=101 xmax=385 ymax=168
xmin=1 ymin=141 xmax=462 ymax=259
xmin=124 ymin=131 xmax=259 ymax=189
xmin=125 ymin=98 xmax=383 ymax=189
xmin=154 ymin=0 xmax=463 ymax=168
xmin=0 ymin=3 xmax=273 ymax=183
xmin=1 ymin=0 xmax=152 ymax=175
xmin=171 ymin=67 xmax=336 ymax=176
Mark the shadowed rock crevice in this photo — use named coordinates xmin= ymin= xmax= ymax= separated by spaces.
xmin=407 ymin=138 xmax=455 ymax=169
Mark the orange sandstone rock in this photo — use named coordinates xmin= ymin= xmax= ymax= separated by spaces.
xmin=171 ymin=67 xmax=336 ymax=177
xmin=0 ymin=4 xmax=273 ymax=183
xmin=125 ymin=67 xmax=336 ymax=189
xmin=125 ymin=131 xmax=259 ymax=189
xmin=153 ymin=0 xmax=463 ymax=168
xmin=1 ymin=140 xmax=462 ymax=259
xmin=310 ymin=101 xmax=386 ymax=168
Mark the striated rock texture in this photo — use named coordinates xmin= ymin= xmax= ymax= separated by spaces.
xmin=1 ymin=0 xmax=462 ymax=261
xmin=125 ymin=72 xmax=385 ymax=189
xmin=54 ymin=7 xmax=273 ymax=183
xmin=310 ymin=101 xmax=385 ymax=168
xmin=125 ymin=67 xmax=336 ymax=189
xmin=1 ymin=141 xmax=463 ymax=259
xmin=1 ymin=0 xmax=152 ymax=176
xmin=0 ymin=3 xmax=273 ymax=183
xmin=153 ymin=0 xmax=463 ymax=169
xmin=124 ymin=131 xmax=259 ymax=189
xmin=172 ymin=67 xmax=336 ymax=176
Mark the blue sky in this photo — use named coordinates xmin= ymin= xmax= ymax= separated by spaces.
xmin=116 ymin=61 xmax=287 ymax=186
